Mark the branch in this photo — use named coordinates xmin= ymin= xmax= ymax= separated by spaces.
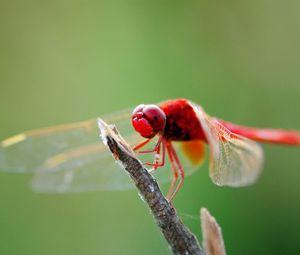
xmin=97 ymin=119 xmax=204 ymax=255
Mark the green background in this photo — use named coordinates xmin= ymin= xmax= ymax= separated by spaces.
xmin=0 ymin=1 xmax=299 ymax=254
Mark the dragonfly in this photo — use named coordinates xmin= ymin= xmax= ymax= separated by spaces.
xmin=0 ymin=99 xmax=299 ymax=200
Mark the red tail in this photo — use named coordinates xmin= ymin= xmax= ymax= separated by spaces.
xmin=218 ymin=119 xmax=300 ymax=146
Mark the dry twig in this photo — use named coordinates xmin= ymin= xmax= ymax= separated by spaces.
xmin=98 ymin=119 xmax=227 ymax=255
xmin=98 ymin=119 xmax=203 ymax=255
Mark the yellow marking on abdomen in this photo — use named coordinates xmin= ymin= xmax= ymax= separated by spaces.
xmin=1 ymin=134 xmax=27 ymax=148
xmin=180 ymin=140 xmax=206 ymax=166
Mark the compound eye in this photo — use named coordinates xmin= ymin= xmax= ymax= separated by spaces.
xmin=142 ymin=105 xmax=166 ymax=132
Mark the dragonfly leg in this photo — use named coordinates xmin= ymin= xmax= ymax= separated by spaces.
xmin=132 ymin=138 xmax=151 ymax=151
xmin=147 ymin=143 xmax=161 ymax=173
xmin=169 ymin=143 xmax=185 ymax=202
xmin=138 ymin=136 xmax=162 ymax=154
xmin=166 ymin=142 xmax=179 ymax=201
xmin=133 ymin=136 xmax=165 ymax=172
xmin=149 ymin=141 xmax=166 ymax=173
xmin=144 ymin=138 xmax=165 ymax=167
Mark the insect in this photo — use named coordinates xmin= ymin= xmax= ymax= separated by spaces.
xmin=0 ymin=99 xmax=299 ymax=200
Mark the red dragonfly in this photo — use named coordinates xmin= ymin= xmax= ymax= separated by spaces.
xmin=0 ymin=99 xmax=299 ymax=200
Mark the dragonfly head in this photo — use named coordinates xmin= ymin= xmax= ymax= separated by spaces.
xmin=131 ymin=104 xmax=166 ymax=138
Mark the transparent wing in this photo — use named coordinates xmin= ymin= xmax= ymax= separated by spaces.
xmin=193 ymin=104 xmax=264 ymax=187
xmin=31 ymin=142 xmax=136 ymax=192
xmin=31 ymin=139 xmax=202 ymax=193
xmin=0 ymin=108 xmax=201 ymax=192
xmin=0 ymin=109 xmax=131 ymax=173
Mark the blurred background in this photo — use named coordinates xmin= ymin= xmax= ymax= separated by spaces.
xmin=0 ymin=1 xmax=299 ymax=254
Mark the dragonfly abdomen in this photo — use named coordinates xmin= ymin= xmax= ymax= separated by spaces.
xmin=219 ymin=120 xmax=300 ymax=146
